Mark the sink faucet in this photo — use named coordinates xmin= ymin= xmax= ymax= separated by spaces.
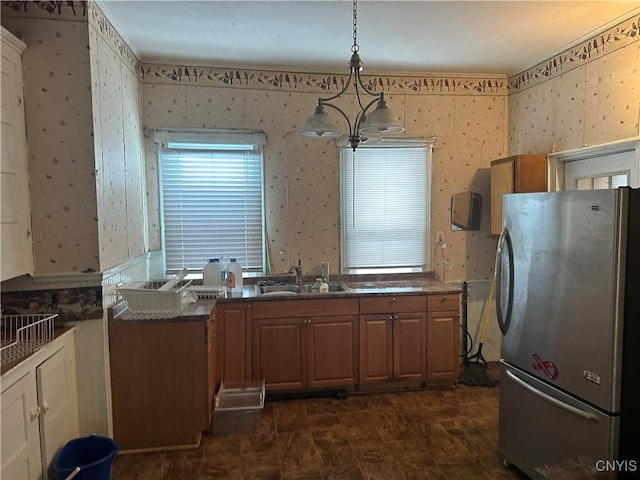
xmin=321 ymin=262 xmax=329 ymax=282
xmin=289 ymin=259 xmax=303 ymax=283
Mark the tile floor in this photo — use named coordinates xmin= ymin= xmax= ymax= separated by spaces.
xmin=112 ymin=368 xmax=528 ymax=480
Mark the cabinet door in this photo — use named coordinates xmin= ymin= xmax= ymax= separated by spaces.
xmin=307 ymin=315 xmax=358 ymax=389
xmin=427 ymin=310 xmax=460 ymax=383
xmin=393 ymin=312 xmax=427 ymax=381
xmin=217 ymin=302 xmax=252 ymax=383
xmin=1 ymin=371 xmax=42 ymax=480
xmin=490 ymin=154 xmax=547 ymax=236
xmin=36 ymin=345 xmax=79 ymax=479
xmin=253 ymin=318 xmax=305 ymax=391
xmin=206 ymin=311 xmax=216 ymax=429
xmin=490 ymin=159 xmax=514 ymax=236
xmin=1 ymin=29 xmax=33 ymax=281
xmin=359 ymin=314 xmax=393 ymax=384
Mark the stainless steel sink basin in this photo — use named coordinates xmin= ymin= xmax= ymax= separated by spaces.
xmin=256 ymin=282 xmax=350 ymax=295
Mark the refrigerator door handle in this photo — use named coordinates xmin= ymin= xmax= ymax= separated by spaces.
xmin=495 ymin=227 xmax=514 ymax=335
xmin=506 ymin=370 xmax=598 ymax=422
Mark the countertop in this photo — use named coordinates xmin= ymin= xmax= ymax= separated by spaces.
xmin=216 ymin=278 xmax=461 ymax=302
xmin=110 ymin=278 xmax=461 ymax=323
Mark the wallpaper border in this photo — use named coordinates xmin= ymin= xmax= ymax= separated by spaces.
xmin=88 ymin=0 xmax=140 ymax=75
xmin=508 ymin=14 xmax=640 ymax=92
xmin=137 ymin=64 xmax=508 ymax=96
xmin=5 ymin=2 xmax=636 ymax=97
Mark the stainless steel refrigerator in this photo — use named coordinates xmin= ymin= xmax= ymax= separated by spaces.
xmin=495 ymin=188 xmax=640 ymax=479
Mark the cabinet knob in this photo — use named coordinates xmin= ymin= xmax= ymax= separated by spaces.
xmin=391 ymin=297 xmax=397 ymax=302
xmin=441 ymin=296 xmax=448 ymax=302
xmin=393 ymin=314 xmax=399 ymax=320
xmin=30 ymin=407 xmax=41 ymax=421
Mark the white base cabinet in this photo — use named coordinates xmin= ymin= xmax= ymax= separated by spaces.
xmin=1 ymin=329 xmax=79 ymax=480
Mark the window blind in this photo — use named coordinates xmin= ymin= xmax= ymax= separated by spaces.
xmin=157 ymin=130 xmax=265 ymax=273
xmin=340 ymin=139 xmax=432 ymax=272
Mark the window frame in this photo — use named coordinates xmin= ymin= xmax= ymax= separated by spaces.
xmin=154 ymin=129 xmax=267 ymax=275
xmin=339 ymin=137 xmax=434 ymax=274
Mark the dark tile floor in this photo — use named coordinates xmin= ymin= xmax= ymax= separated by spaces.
xmin=112 ymin=367 xmax=528 ymax=479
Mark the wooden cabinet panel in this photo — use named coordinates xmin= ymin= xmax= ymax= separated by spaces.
xmin=253 ymin=319 xmax=305 ymax=391
xmin=359 ymin=296 xmax=427 ymax=385
xmin=393 ymin=313 xmax=427 ymax=380
xmin=359 ymin=315 xmax=393 ymax=384
xmin=427 ymin=294 xmax=459 ymax=312
xmin=307 ymin=316 xmax=357 ymax=389
xmin=359 ymin=295 xmax=426 ymax=315
xmin=490 ymin=154 xmax=547 ymax=236
xmin=252 ymin=298 xmax=357 ymax=319
xmin=216 ymin=302 xmax=252 ymax=383
xmin=252 ymin=298 xmax=358 ymax=392
xmin=427 ymin=310 xmax=460 ymax=384
xmin=206 ymin=311 xmax=216 ymax=428
xmin=109 ymin=320 xmax=208 ymax=452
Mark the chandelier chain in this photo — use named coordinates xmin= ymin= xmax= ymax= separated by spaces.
xmin=351 ymin=0 xmax=359 ymax=53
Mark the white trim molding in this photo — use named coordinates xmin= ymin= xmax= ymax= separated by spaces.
xmin=547 ymin=137 xmax=640 ymax=191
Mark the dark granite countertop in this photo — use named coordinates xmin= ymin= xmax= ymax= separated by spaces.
xmin=216 ymin=278 xmax=461 ymax=302
xmin=110 ymin=277 xmax=461 ymax=322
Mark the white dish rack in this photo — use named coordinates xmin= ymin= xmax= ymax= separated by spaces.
xmin=1 ymin=314 xmax=57 ymax=366
xmin=117 ymin=279 xmax=195 ymax=314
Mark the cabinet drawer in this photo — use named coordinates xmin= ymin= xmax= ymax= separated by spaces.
xmin=427 ymin=294 xmax=459 ymax=312
xmin=252 ymin=298 xmax=358 ymax=319
xmin=359 ymin=295 xmax=426 ymax=314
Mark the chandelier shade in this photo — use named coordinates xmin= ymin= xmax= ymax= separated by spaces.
xmin=299 ymin=0 xmax=404 ymax=151
xmin=299 ymin=105 xmax=341 ymax=138
xmin=359 ymin=98 xmax=404 ymax=135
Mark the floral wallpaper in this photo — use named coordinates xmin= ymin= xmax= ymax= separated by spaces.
xmin=509 ymin=15 xmax=640 ymax=92
xmin=508 ymin=16 xmax=639 ymax=154
xmin=2 ymin=4 xmax=99 ymax=275
xmin=2 ymin=0 xmax=638 ymax=286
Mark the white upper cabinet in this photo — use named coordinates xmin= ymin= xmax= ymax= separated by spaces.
xmin=1 ymin=26 xmax=33 ymax=281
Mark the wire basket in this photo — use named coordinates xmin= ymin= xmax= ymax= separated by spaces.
xmin=1 ymin=314 xmax=57 ymax=365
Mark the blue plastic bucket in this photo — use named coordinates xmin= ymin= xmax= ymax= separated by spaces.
xmin=53 ymin=435 xmax=119 ymax=480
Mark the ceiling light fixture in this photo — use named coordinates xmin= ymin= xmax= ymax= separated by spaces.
xmin=299 ymin=0 xmax=404 ymax=151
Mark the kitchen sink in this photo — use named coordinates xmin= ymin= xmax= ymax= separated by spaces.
xmin=256 ymin=282 xmax=350 ymax=295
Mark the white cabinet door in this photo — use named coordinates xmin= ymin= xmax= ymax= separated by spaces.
xmin=1 ymin=27 xmax=33 ymax=281
xmin=37 ymin=345 xmax=79 ymax=480
xmin=1 ymin=371 xmax=43 ymax=480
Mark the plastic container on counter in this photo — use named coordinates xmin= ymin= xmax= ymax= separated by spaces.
xmin=203 ymin=258 xmax=222 ymax=287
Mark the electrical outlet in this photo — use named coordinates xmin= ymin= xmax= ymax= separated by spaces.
xmin=436 ymin=231 xmax=445 ymax=244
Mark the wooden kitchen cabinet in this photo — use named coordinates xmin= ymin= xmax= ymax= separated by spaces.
xmin=109 ymin=315 xmax=212 ymax=452
xmin=216 ymin=301 xmax=252 ymax=384
xmin=1 ymin=27 xmax=34 ymax=281
xmin=426 ymin=294 xmax=460 ymax=387
xmin=490 ymin=154 xmax=547 ymax=236
xmin=252 ymin=298 xmax=358 ymax=392
xmin=359 ymin=295 xmax=427 ymax=385
xmin=1 ymin=329 xmax=78 ymax=480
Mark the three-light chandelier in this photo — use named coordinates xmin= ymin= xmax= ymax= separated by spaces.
xmin=299 ymin=0 xmax=405 ymax=151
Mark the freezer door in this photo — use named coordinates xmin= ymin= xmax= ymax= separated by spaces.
xmin=497 ymin=190 xmax=625 ymax=413
xmin=499 ymin=363 xmax=620 ymax=479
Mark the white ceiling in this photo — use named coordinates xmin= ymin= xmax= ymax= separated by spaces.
xmin=97 ymin=1 xmax=640 ymax=76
